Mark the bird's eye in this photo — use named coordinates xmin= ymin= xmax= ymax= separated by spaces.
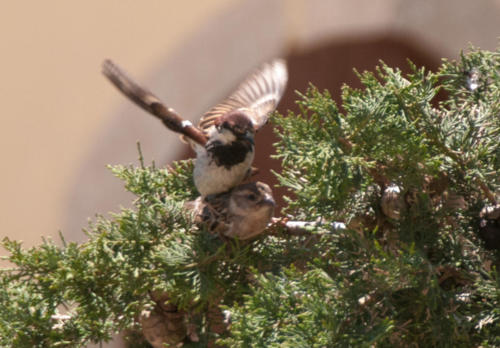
xmin=246 ymin=193 xmax=257 ymax=201
xmin=222 ymin=121 xmax=230 ymax=129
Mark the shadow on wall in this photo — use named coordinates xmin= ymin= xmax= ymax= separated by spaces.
xmin=178 ymin=34 xmax=442 ymax=213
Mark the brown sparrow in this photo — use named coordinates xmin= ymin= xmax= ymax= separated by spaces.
xmin=185 ymin=181 xmax=275 ymax=240
xmin=102 ymin=59 xmax=287 ymax=196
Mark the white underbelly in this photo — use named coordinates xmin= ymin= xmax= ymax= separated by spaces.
xmin=193 ymin=151 xmax=254 ymax=196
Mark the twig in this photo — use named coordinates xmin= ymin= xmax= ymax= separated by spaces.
xmin=477 ymin=179 xmax=497 ymax=205
xmin=268 ymin=218 xmax=346 ymax=236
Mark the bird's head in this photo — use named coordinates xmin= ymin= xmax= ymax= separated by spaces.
xmin=229 ymin=181 xmax=275 ymax=218
xmin=215 ymin=111 xmax=255 ymax=144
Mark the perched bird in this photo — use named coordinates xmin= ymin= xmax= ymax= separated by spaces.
xmin=185 ymin=181 xmax=275 ymax=240
xmin=102 ymin=59 xmax=288 ymax=196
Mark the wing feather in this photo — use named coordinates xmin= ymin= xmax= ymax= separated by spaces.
xmin=102 ymin=59 xmax=208 ymax=146
xmin=199 ymin=59 xmax=288 ymax=134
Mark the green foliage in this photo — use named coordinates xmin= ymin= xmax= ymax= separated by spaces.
xmin=0 ymin=157 xmax=331 ymax=347
xmin=0 ymin=159 xmax=197 ymax=347
xmin=231 ymin=45 xmax=500 ymax=347
xmin=1 ymin=46 xmax=500 ymax=347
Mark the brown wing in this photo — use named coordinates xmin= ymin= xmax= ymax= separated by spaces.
xmin=198 ymin=59 xmax=288 ymax=134
xmin=102 ymin=59 xmax=208 ymax=146
xmin=185 ymin=193 xmax=231 ymax=234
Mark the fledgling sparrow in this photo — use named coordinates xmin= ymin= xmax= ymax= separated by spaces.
xmin=102 ymin=59 xmax=288 ymax=196
xmin=185 ymin=181 xmax=275 ymax=240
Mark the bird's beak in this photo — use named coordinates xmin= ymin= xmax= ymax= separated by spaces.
xmin=244 ymin=132 xmax=255 ymax=145
xmin=260 ymin=195 xmax=275 ymax=207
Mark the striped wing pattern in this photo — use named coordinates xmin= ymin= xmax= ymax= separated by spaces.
xmin=102 ymin=59 xmax=164 ymax=113
xmin=103 ymin=59 xmax=208 ymax=146
xmin=198 ymin=59 xmax=288 ymax=134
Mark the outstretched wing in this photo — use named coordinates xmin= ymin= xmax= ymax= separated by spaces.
xmin=102 ymin=59 xmax=208 ymax=146
xmin=198 ymin=59 xmax=288 ymax=134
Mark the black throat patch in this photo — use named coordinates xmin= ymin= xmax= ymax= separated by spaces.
xmin=207 ymin=139 xmax=253 ymax=169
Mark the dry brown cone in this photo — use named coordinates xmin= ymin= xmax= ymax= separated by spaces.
xmin=140 ymin=308 xmax=187 ymax=348
xmin=140 ymin=292 xmax=189 ymax=348
xmin=381 ymin=184 xmax=406 ymax=221
xmin=139 ymin=290 xmax=231 ymax=347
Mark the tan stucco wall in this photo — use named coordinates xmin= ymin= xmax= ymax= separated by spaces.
xmin=0 ymin=1 xmax=235 ymax=245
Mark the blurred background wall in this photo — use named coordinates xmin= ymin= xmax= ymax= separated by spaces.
xmin=0 ymin=0 xmax=499 ymax=346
